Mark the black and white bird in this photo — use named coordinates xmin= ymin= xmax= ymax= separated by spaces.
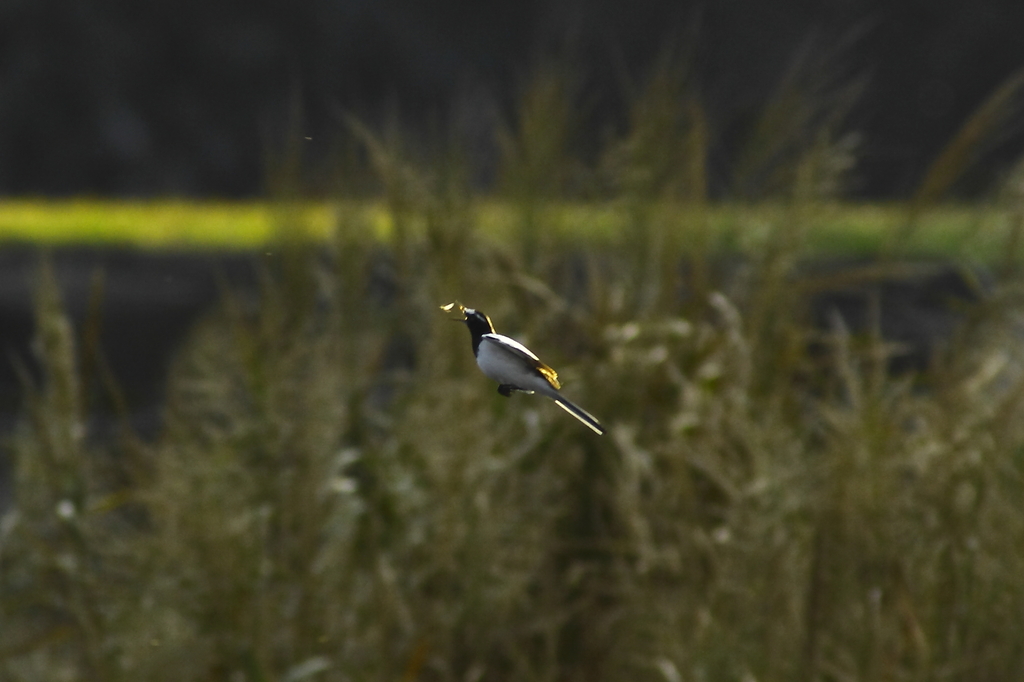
xmin=442 ymin=302 xmax=605 ymax=435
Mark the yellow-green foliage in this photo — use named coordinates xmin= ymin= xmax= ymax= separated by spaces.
xmin=1 ymin=198 xmax=1022 ymax=259
xmin=2 ymin=193 xmax=1024 ymax=682
xmin=0 ymin=201 xmax=343 ymax=248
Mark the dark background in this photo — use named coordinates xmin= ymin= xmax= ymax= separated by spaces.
xmin=2 ymin=0 xmax=1024 ymax=199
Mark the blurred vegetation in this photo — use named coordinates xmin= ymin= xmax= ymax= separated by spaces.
xmin=3 ymin=53 xmax=1024 ymax=682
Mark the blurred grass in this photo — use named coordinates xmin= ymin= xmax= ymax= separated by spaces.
xmin=3 ymin=45 xmax=1024 ymax=682
xmin=3 ymin=197 xmax=1024 ymax=682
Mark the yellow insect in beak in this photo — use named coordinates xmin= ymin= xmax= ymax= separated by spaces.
xmin=439 ymin=301 xmax=467 ymax=320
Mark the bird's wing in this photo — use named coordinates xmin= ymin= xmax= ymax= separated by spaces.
xmin=484 ymin=333 xmax=561 ymax=389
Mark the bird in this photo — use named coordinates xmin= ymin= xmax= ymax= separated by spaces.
xmin=441 ymin=302 xmax=605 ymax=435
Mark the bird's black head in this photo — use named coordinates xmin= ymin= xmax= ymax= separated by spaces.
xmin=462 ymin=308 xmax=495 ymax=336
xmin=440 ymin=302 xmax=495 ymax=353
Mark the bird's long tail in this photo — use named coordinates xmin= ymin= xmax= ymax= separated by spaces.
xmin=553 ymin=397 xmax=606 ymax=435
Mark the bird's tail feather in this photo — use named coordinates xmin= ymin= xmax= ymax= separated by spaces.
xmin=554 ymin=398 xmax=605 ymax=435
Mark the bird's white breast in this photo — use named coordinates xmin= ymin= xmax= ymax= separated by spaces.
xmin=476 ymin=335 xmax=556 ymax=394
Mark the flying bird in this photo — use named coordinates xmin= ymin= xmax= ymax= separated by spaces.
xmin=442 ymin=302 xmax=605 ymax=435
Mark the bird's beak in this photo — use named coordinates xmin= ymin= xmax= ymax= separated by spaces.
xmin=440 ymin=301 xmax=468 ymax=322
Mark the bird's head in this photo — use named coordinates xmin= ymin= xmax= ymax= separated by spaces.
xmin=440 ymin=302 xmax=495 ymax=335
xmin=461 ymin=308 xmax=495 ymax=335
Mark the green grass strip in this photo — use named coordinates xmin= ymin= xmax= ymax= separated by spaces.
xmin=0 ymin=201 xmax=345 ymax=249
xmin=0 ymin=199 xmax=1014 ymax=259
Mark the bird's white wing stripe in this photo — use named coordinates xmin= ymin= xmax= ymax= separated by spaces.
xmin=482 ymin=333 xmax=541 ymax=362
